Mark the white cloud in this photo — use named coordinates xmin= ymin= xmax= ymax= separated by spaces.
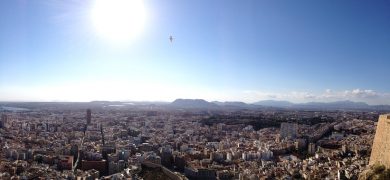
xmin=318 ymin=88 xmax=381 ymax=100
xmin=343 ymin=89 xmax=378 ymax=98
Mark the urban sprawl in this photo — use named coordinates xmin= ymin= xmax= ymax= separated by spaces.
xmin=0 ymin=102 xmax=387 ymax=179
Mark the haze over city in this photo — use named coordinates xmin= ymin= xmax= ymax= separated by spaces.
xmin=0 ymin=0 xmax=389 ymax=104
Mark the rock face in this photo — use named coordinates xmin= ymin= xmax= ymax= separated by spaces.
xmin=170 ymin=99 xmax=218 ymax=109
xmin=369 ymin=114 xmax=390 ymax=168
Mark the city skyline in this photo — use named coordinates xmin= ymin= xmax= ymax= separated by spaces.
xmin=1 ymin=0 xmax=390 ymax=104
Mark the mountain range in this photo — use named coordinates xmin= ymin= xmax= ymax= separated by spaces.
xmin=2 ymin=99 xmax=389 ymax=111
xmin=170 ymin=99 xmax=219 ymax=109
xmin=170 ymin=99 xmax=390 ymax=110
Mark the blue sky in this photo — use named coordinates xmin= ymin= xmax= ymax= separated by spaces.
xmin=0 ymin=0 xmax=390 ymax=104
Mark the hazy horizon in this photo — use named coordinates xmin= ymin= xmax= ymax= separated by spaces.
xmin=1 ymin=97 xmax=389 ymax=106
xmin=1 ymin=0 xmax=390 ymax=105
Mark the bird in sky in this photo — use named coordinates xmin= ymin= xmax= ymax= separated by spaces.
xmin=169 ymin=35 xmax=174 ymax=43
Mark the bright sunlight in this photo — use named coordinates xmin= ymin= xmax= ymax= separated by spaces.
xmin=91 ymin=0 xmax=147 ymax=43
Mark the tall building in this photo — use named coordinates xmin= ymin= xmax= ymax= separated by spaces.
xmin=1 ymin=114 xmax=8 ymax=129
xmin=308 ymin=143 xmax=316 ymax=155
xmin=369 ymin=114 xmax=390 ymax=168
xmin=86 ymin=109 xmax=91 ymax=124
xmin=280 ymin=122 xmax=298 ymax=139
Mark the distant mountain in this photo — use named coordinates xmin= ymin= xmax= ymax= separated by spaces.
xmin=170 ymin=99 xmax=218 ymax=109
xmin=254 ymin=100 xmax=295 ymax=107
xmin=372 ymin=104 xmax=390 ymax=111
xmin=212 ymin=101 xmax=252 ymax=108
xmin=121 ymin=101 xmax=170 ymax=105
xmin=169 ymin=99 xmax=387 ymax=110
xmin=252 ymin=100 xmax=376 ymax=110
xmin=2 ymin=99 xmax=390 ymax=111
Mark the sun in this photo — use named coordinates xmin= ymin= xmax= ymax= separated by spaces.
xmin=91 ymin=0 xmax=147 ymax=43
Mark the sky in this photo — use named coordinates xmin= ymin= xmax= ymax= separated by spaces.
xmin=0 ymin=0 xmax=390 ymax=104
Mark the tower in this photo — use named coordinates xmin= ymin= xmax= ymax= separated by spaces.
xmin=308 ymin=143 xmax=316 ymax=155
xmin=369 ymin=114 xmax=390 ymax=168
xmin=101 ymin=124 xmax=105 ymax=145
xmin=86 ymin=109 xmax=91 ymax=124
xmin=280 ymin=122 xmax=298 ymax=139
xmin=1 ymin=114 xmax=8 ymax=129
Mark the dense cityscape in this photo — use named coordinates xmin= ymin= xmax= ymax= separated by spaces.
xmin=0 ymin=101 xmax=388 ymax=179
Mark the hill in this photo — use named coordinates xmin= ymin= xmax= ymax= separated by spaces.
xmin=170 ymin=99 xmax=218 ymax=109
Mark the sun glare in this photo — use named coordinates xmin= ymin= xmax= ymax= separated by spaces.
xmin=91 ymin=0 xmax=146 ymax=43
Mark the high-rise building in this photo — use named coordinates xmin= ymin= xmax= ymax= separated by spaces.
xmin=308 ymin=143 xmax=316 ymax=155
xmin=86 ymin=109 xmax=91 ymax=124
xmin=1 ymin=114 xmax=8 ymax=129
xmin=280 ymin=122 xmax=298 ymax=139
xmin=369 ymin=114 xmax=390 ymax=168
